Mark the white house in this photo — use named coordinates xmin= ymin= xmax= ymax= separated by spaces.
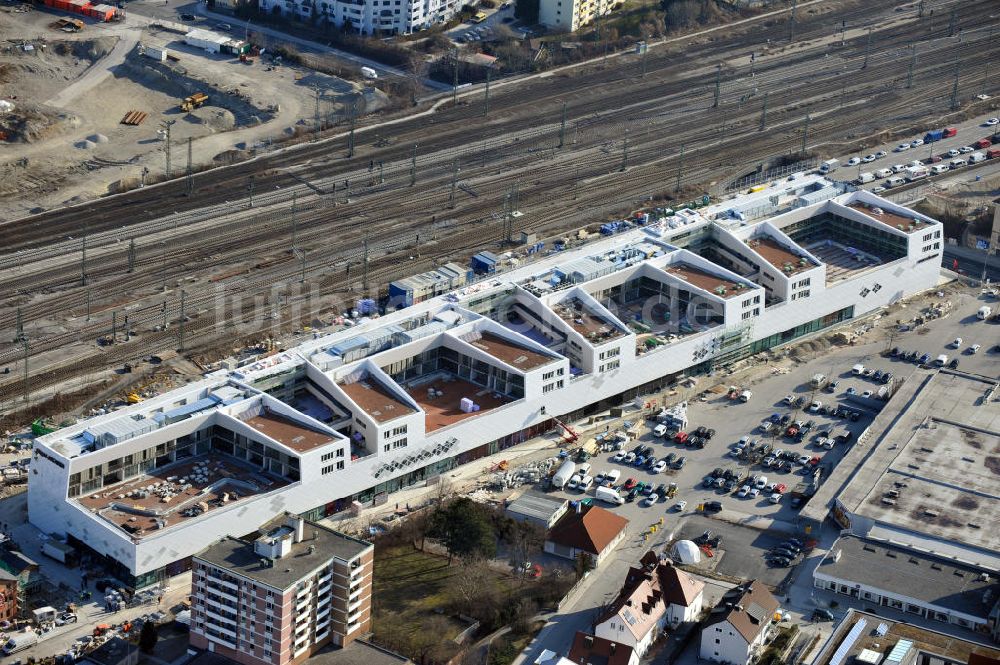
xmin=700 ymin=581 xmax=780 ymax=665
xmin=593 ymin=552 xmax=705 ymax=657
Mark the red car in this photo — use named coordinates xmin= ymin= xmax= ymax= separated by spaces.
xmin=623 ymin=477 xmax=638 ymax=491
xmin=674 ymin=431 xmax=689 ymax=444
xmin=808 ymin=456 xmax=821 ymax=466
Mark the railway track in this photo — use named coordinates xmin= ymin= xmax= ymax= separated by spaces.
xmin=0 ymin=0 xmax=997 ymax=412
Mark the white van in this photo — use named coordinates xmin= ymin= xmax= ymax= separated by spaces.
xmin=595 ymin=485 xmax=624 ymax=505
xmin=931 ymin=163 xmax=949 ymax=174
xmin=2 ymin=632 xmax=38 ymax=656
xmin=950 ymin=157 xmax=968 ymax=169
xmin=653 ymin=423 xmax=667 ymax=437
xmin=885 ymin=176 xmax=905 ymax=188
xmin=875 ymin=167 xmax=893 ymax=178
xmin=856 ymin=172 xmax=875 ymax=184
xmin=936 ymin=354 xmax=948 ymax=366
xmin=969 ymin=151 xmax=986 ymax=163
xmin=979 ymin=306 xmax=992 ymax=319
xmin=852 ymin=363 xmax=865 ymax=375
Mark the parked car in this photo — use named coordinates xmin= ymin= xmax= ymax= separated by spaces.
xmin=812 ymin=609 xmax=835 ymax=622
xmin=703 ymin=501 xmax=723 ymax=513
xmin=56 ymin=612 xmax=78 ymax=626
xmin=653 ymin=460 xmax=668 ymax=473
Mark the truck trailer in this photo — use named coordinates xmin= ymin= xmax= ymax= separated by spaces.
xmin=551 ymin=460 xmax=576 ymax=489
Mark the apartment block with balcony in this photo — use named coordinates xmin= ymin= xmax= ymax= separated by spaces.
xmin=190 ymin=514 xmax=373 ymax=665
xmin=257 ymin=0 xmax=461 ymax=35
xmin=538 ymin=0 xmax=614 ymax=33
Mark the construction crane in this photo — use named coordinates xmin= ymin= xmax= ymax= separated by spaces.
xmin=552 ymin=417 xmax=579 ymax=443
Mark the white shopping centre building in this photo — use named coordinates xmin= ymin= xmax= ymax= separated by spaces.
xmin=28 ymin=176 xmax=944 ymax=587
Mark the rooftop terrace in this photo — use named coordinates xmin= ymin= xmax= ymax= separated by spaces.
xmin=805 ymin=240 xmax=886 ymax=285
xmin=405 ymin=375 xmax=511 ymax=432
xmin=663 ymin=263 xmax=748 ymax=298
xmin=747 ymin=236 xmax=816 ymax=276
xmin=339 ymin=377 xmax=416 ymax=424
xmin=243 ymin=410 xmax=339 ymax=453
xmin=465 ymin=332 xmax=556 ymax=372
xmin=78 ymin=453 xmax=288 ymax=539
xmin=847 ymin=202 xmax=934 ymax=234
xmin=551 ymin=298 xmax=625 ymax=343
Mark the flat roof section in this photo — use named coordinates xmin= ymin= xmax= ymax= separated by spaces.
xmin=244 ymin=410 xmax=338 ymax=453
xmin=405 ymin=375 xmax=511 ymax=432
xmin=811 ymin=369 xmax=1000 ymax=556
xmin=664 ymin=263 xmax=749 ymax=298
xmin=747 ymin=236 xmax=816 ymax=276
xmin=196 ymin=516 xmax=370 ymax=591
xmin=339 ymin=378 xmax=416 ymax=424
xmin=467 ymin=332 xmax=556 ymax=372
xmin=848 ymin=202 xmax=934 ymax=234
xmin=77 ymin=453 xmax=288 ymax=540
xmin=814 ymin=610 xmax=1000 ymax=665
xmin=552 ymin=298 xmax=625 ymax=342
xmin=860 ymin=422 xmax=1000 ymax=544
xmin=819 ymin=536 xmax=998 ymax=615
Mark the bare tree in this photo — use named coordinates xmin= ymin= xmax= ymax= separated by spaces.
xmin=407 ymin=54 xmax=430 ymax=107
xmin=449 ymin=557 xmax=492 ymax=614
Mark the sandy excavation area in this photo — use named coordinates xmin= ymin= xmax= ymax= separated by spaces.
xmin=0 ymin=4 xmax=381 ymax=221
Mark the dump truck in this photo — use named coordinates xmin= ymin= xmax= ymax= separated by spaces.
xmin=180 ymin=92 xmax=209 ymax=112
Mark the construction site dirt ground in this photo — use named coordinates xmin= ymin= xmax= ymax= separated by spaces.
xmin=0 ymin=3 xmax=378 ymax=220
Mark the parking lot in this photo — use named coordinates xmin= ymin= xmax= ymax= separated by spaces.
xmin=673 ymin=515 xmax=795 ymax=588
xmin=541 ymin=281 xmax=999 ymax=577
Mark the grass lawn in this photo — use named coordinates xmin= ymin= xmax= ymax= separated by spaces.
xmin=372 ymin=546 xmax=468 ymax=639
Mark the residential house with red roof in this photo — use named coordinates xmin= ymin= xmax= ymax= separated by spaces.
xmin=544 ymin=504 xmax=628 ymax=567
xmin=567 ymin=632 xmax=638 ymax=665
xmin=700 ymin=580 xmax=780 ymax=665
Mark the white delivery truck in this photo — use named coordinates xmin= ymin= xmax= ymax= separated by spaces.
xmin=904 ymin=165 xmax=929 ymax=182
xmin=856 ymin=172 xmax=875 ymax=184
xmin=2 ymin=631 xmax=38 ymax=656
xmin=819 ymin=159 xmax=840 ymax=174
xmin=551 ymin=459 xmax=576 ymax=489
xmin=595 ymin=486 xmax=624 ymax=505
xmin=979 ymin=306 xmax=992 ymax=320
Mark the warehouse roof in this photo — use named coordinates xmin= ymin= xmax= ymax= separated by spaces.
xmin=505 ymin=492 xmax=567 ymax=523
xmin=805 ymin=369 xmax=1000 ymax=560
xmin=817 ymin=535 xmax=999 ymax=617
